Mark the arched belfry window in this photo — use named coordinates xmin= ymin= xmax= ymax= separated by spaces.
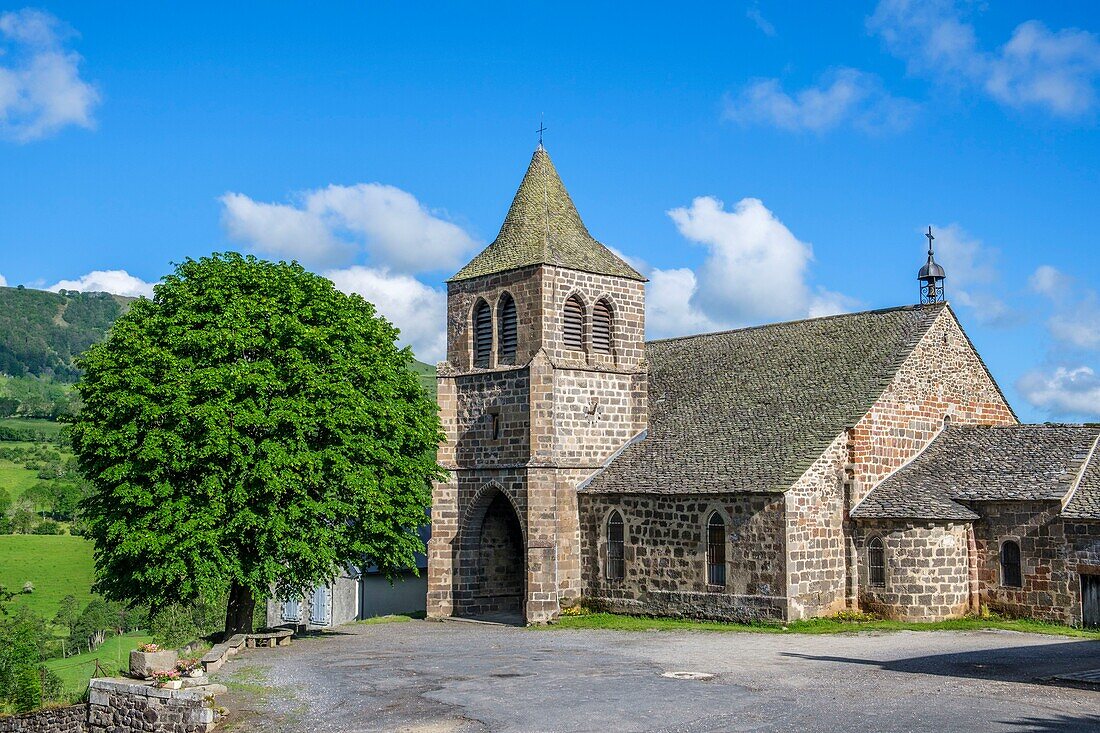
xmin=563 ymin=296 xmax=585 ymax=352
xmin=472 ymin=299 xmax=492 ymax=368
xmin=706 ymin=512 xmax=726 ymax=587
xmin=606 ymin=511 xmax=624 ymax=581
xmin=592 ymin=299 xmax=613 ymax=354
xmin=867 ymin=536 xmax=885 ymax=588
xmin=1001 ymin=540 xmax=1022 ymax=588
xmin=497 ymin=293 xmax=518 ymax=364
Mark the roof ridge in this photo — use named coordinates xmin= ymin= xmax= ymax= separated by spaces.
xmin=645 ymin=302 xmax=946 ymax=346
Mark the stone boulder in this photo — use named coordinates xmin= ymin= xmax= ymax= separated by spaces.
xmin=129 ymin=648 xmax=178 ymax=678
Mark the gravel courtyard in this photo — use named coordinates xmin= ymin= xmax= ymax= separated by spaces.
xmin=214 ymin=620 xmax=1100 ymax=733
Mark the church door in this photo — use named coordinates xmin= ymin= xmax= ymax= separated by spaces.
xmin=1083 ymin=574 xmax=1100 ymax=628
xmin=459 ymin=490 xmax=525 ymax=622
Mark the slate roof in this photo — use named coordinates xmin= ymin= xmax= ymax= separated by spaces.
xmin=852 ymin=425 xmax=1100 ymax=521
xmin=581 ymin=304 xmax=947 ymax=495
xmin=449 ymin=147 xmax=645 ymax=282
xmin=1061 ymin=438 xmax=1100 ymax=520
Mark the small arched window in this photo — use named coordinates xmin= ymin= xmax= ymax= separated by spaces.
xmin=1000 ymin=540 xmax=1022 ymax=588
xmin=497 ymin=293 xmax=518 ymax=364
xmin=706 ymin=512 xmax=726 ymax=587
xmin=867 ymin=536 xmax=886 ymax=588
xmin=472 ymin=299 xmax=492 ymax=368
xmin=563 ymin=296 xmax=585 ymax=352
xmin=592 ymin=299 xmax=613 ymax=354
xmin=606 ymin=511 xmax=624 ymax=581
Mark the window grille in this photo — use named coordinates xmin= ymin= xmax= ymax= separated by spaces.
xmin=592 ymin=300 xmax=613 ymax=354
xmin=497 ymin=293 xmax=518 ymax=364
xmin=1001 ymin=540 xmax=1022 ymax=588
xmin=563 ymin=296 xmax=585 ymax=352
xmin=706 ymin=512 xmax=726 ymax=587
xmin=867 ymin=536 xmax=886 ymax=588
xmin=606 ymin=511 xmax=624 ymax=581
xmin=473 ymin=300 xmax=492 ymax=368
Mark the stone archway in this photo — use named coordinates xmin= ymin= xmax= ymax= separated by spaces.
xmin=456 ymin=487 xmax=526 ymax=623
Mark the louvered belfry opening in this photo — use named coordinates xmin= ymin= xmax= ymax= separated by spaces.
xmin=563 ymin=296 xmax=585 ymax=352
xmin=497 ymin=293 xmax=518 ymax=364
xmin=592 ymin=299 xmax=613 ymax=354
xmin=473 ymin=299 xmax=492 ymax=368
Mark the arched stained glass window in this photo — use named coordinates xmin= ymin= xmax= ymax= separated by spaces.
xmin=867 ymin=536 xmax=886 ymax=588
xmin=707 ymin=512 xmax=726 ymax=587
xmin=606 ymin=511 xmax=624 ymax=581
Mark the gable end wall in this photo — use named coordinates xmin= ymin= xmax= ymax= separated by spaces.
xmin=786 ymin=307 xmax=1016 ymax=620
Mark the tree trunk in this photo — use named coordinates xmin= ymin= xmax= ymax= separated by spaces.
xmin=223 ymin=580 xmax=256 ymax=640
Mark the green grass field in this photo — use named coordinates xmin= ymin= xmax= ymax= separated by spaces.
xmin=0 ymin=535 xmax=96 ymax=618
xmin=0 ymin=418 xmax=66 ymax=438
xmin=546 ymin=612 xmax=1100 ymax=639
xmin=44 ymin=632 xmax=153 ymax=697
xmin=0 ymin=449 xmax=41 ymax=502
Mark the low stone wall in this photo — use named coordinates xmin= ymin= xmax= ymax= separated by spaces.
xmin=87 ymin=679 xmax=221 ymax=733
xmin=596 ymin=589 xmax=785 ymax=622
xmin=0 ymin=705 xmax=86 ymax=733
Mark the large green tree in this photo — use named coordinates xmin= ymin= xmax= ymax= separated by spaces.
xmin=72 ymin=253 xmax=442 ymax=637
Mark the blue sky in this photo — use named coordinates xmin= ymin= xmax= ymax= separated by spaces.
xmin=3 ymin=2 xmax=1100 ymax=422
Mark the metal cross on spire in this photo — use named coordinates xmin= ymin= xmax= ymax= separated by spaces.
xmin=925 ymin=225 xmax=935 ymax=255
xmin=537 ymin=116 xmax=547 ymax=149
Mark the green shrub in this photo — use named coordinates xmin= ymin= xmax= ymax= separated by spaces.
xmin=32 ymin=521 xmax=60 ymax=535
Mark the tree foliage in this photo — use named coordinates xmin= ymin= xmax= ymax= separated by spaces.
xmin=71 ymin=253 xmax=442 ymax=635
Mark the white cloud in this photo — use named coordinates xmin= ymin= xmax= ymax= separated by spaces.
xmin=646 ymin=197 xmax=858 ymax=338
xmin=724 ymin=67 xmax=918 ymax=134
xmin=646 ymin=268 xmax=722 ymax=339
xmin=869 ymin=0 xmax=1100 ymax=117
xmin=1029 ymin=264 xmax=1072 ymax=298
xmin=0 ymin=273 xmax=7 ymax=287
xmin=0 ymin=8 xmax=99 ymax=142
xmin=324 ymin=265 xmax=446 ymax=363
xmin=1047 ymin=296 xmax=1100 ymax=351
xmin=927 ymin=223 xmax=1015 ymax=327
xmin=746 ymin=5 xmax=776 ymax=37
xmin=48 ymin=269 xmax=154 ymax=298
xmin=1018 ymin=365 xmax=1100 ymax=418
xmin=220 ymin=184 xmax=479 ymax=273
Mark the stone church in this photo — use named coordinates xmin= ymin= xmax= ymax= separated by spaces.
xmin=425 ymin=146 xmax=1100 ymax=627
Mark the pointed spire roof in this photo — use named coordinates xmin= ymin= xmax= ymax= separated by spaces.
xmin=449 ymin=147 xmax=646 ymax=282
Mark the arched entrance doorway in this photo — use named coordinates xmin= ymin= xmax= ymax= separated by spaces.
xmin=457 ymin=488 xmax=525 ymax=623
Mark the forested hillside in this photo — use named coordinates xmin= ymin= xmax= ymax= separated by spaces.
xmin=0 ymin=287 xmax=131 ymax=382
xmin=0 ymin=285 xmax=436 ymax=418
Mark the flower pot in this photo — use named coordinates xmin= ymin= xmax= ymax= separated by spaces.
xmin=188 ymin=669 xmax=204 ymax=678
xmin=159 ymin=680 xmax=183 ymax=690
xmin=130 ymin=649 xmax=178 ymax=679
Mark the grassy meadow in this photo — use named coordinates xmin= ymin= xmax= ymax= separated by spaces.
xmin=0 ymin=534 xmax=97 ymax=617
xmin=44 ymin=632 xmax=153 ymax=696
xmin=0 ymin=442 xmax=42 ymax=501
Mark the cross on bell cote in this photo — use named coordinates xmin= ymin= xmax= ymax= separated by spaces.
xmin=917 ymin=225 xmax=946 ymax=304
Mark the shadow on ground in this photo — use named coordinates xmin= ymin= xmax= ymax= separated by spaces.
xmin=782 ymin=639 xmax=1100 ymax=687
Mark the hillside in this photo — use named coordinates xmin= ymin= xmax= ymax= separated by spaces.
xmin=0 ymin=286 xmax=132 ymax=382
xmin=0 ymin=286 xmax=437 ymax=414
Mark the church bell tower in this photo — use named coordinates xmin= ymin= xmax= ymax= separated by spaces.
xmin=426 ymin=145 xmax=648 ymax=624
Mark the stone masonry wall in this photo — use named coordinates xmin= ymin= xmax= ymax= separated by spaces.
xmin=785 ymin=434 xmax=849 ymax=620
xmin=0 ymin=705 xmax=86 ymax=733
xmin=855 ymin=520 xmax=971 ymax=621
xmin=579 ymin=492 xmax=787 ymax=621
xmin=450 ymin=369 xmax=531 ymax=467
xmin=974 ymin=501 xmax=1082 ymax=624
xmin=541 ymin=266 xmax=646 ymax=370
xmin=87 ymin=679 xmax=217 ymax=733
xmin=850 ymin=308 xmax=1017 ymax=506
xmin=446 ymin=266 xmax=543 ymax=372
